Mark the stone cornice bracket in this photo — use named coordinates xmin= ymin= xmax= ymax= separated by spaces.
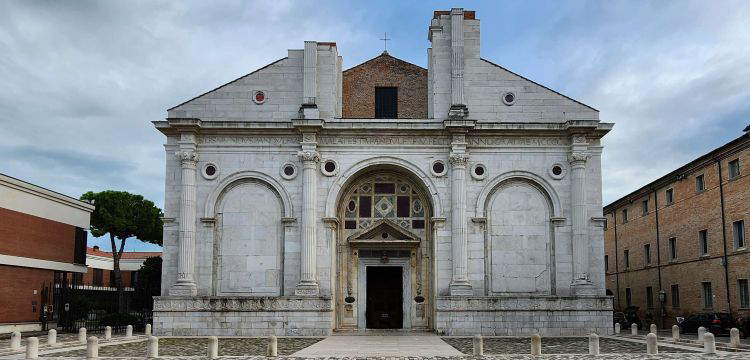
xmin=448 ymin=152 xmax=470 ymax=167
xmin=297 ymin=150 xmax=321 ymax=163
xmin=322 ymin=217 xmax=339 ymax=229
xmin=175 ymin=150 xmax=199 ymax=167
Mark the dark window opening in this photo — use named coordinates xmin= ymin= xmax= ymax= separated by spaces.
xmin=375 ymin=87 xmax=398 ymax=118
xmin=359 ymin=196 xmax=372 ymax=217
xmin=412 ymin=220 xmax=425 ymax=229
xmin=374 ymin=183 xmax=395 ymax=194
xmin=345 ymin=220 xmax=357 ymax=229
xmin=74 ymin=227 xmax=87 ymax=265
xmin=396 ymin=196 xmax=410 ymax=217
xmin=93 ymin=269 xmax=103 ymax=287
xmin=432 ymin=161 xmax=445 ymax=174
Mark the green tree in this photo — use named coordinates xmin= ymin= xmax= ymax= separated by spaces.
xmin=80 ymin=190 xmax=163 ymax=313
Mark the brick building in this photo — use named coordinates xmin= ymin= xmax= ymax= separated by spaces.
xmin=80 ymin=246 xmax=161 ymax=290
xmin=604 ymin=126 xmax=750 ymax=327
xmin=0 ymin=173 xmax=94 ymax=333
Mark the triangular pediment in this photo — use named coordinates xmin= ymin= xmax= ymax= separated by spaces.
xmin=347 ymin=219 xmax=420 ymax=243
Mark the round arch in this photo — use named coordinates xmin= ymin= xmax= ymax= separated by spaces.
xmin=474 ymin=170 xmax=563 ymax=219
xmin=204 ymin=170 xmax=294 ymax=219
xmin=324 ymin=156 xmax=444 ymax=219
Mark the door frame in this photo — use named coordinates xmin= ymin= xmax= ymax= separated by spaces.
xmin=357 ymin=257 xmax=411 ymax=330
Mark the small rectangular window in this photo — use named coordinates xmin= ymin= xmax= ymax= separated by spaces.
xmin=740 ymin=279 xmax=750 ymax=309
xmin=359 ymin=196 xmax=372 ymax=217
xmin=344 ymin=220 xmax=357 ymax=229
xmin=671 ymin=284 xmax=680 ymax=308
xmin=703 ymin=282 xmax=713 ymax=308
xmin=644 ymin=244 xmax=651 ymax=265
xmin=734 ymin=220 xmax=746 ymax=249
xmin=374 ymin=183 xmax=395 ymax=194
xmin=411 ymin=220 xmax=425 ymax=229
xmin=642 ymin=200 xmax=648 ymax=216
xmin=624 ymin=249 xmax=630 ymax=269
xmin=646 ymin=286 xmax=654 ymax=308
xmin=729 ymin=159 xmax=740 ymax=179
xmin=605 ymin=255 xmax=609 ymax=272
xmin=671 ymin=237 xmax=678 ymax=258
xmin=666 ymin=188 xmax=674 ymax=205
xmin=626 ymin=288 xmax=633 ymax=307
xmin=696 ymin=174 xmax=705 ymax=192
xmin=622 ymin=209 xmax=628 ymax=223
xmin=375 ymin=87 xmax=398 ymax=118
xmin=699 ymin=229 xmax=709 ymax=255
xmin=396 ymin=196 xmax=410 ymax=217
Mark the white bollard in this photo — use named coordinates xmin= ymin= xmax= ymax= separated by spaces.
xmin=703 ymin=332 xmax=716 ymax=354
xmin=208 ymin=336 xmax=219 ymax=359
xmin=650 ymin=323 xmax=657 ymax=334
xmin=267 ymin=335 xmax=277 ymax=357
xmin=26 ymin=337 xmax=39 ymax=359
xmin=631 ymin=323 xmax=638 ymax=336
xmin=104 ymin=326 xmax=112 ymax=340
xmin=145 ymin=324 xmax=152 ymax=336
xmin=730 ymin=328 xmax=740 ymax=348
xmin=531 ymin=334 xmax=541 ymax=355
xmin=646 ymin=332 xmax=658 ymax=354
xmin=148 ymin=336 xmax=159 ymax=359
xmin=473 ymin=334 xmax=483 ymax=356
xmin=87 ymin=336 xmax=98 ymax=360
xmin=672 ymin=325 xmax=680 ymax=341
xmin=47 ymin=329 xmax=57 ymax=346
xmin=10 ymin=331 xmax=21 ymax=350
xmin=697 ymin=326 xmax=706 ymax=342
xmin=588 ymin=333 xmax=600 ymax=355
xmin=614 ymin=323 xmax=620 ymax=334
xmin=78 ymin=327 xmax=87 ymax=344
xmin=125 ymin=325 xmax=133 ymax=338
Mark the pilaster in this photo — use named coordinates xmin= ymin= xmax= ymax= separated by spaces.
xmin=448 ymin=126 xmax=473 ymax=296
xmin=568 ymin=133 xmax=594 ymax=294
xmin=170 ymin=132 xmax=199 ymax=296
xmin=294 ymin=119 xmax=323 ymax=296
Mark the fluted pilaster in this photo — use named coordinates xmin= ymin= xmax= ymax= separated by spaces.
xmin=569 ymin=134 xmax=593 ymax=293
xmin=449 ymin=151 xmax=472 ymax=296
xmin=296 ymin=149 xmax=320 ymax=295
xmin=170 ymin=149 xmax=198 ymax=296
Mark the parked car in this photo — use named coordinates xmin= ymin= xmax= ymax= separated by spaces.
xmin=678 ymin=312 xmax=740 ymax=336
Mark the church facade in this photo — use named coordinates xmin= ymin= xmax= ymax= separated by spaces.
xmin=153 ymin=9 xmax=613 ymax=336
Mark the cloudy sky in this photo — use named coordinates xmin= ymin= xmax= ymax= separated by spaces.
xmin=2 ymin=1 xmax=749 ymax=251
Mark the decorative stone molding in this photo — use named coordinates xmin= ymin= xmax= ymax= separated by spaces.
xmin=548 ymin=163 xmax=567 ymax=180
xmin=590 ymin=217 xmax=607 ymax=227
xmin=297 ymin=150 xmax=320 ymax=163
xmin=322 ymin=217 xmax=339 ymax=229
xmin=199 ymin=217 xmax=216 ymax=226
xmin=153 ymin=296 xmax=333 ymax=312
xmin=435 ymin=296 xmax=613 ymax=312
xmin=281 ymin=217 xmax=297 ymax=226
xmin=448 ymin=152 xmax=469 ymax=167
xmin=280 ymin=162 xmax=298 ymax=180
xmin=175 ymin=150 xmax=199 ymax=166
xmin=568 ymin=151 xmax=590 ymax=165
xmin=201 ymin=163 xmax=218 ymax=180
xmin=471 ymin=163 xmax=486 ymax=180
xmin=550 ymin=217 xmax=567 ymax=227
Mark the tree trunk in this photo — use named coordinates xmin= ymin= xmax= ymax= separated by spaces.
xmin=110 ymin=234 xmax=127 ymax=314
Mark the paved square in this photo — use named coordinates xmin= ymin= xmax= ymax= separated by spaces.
xmin=292 ymin=334 xmax=463 ymax=357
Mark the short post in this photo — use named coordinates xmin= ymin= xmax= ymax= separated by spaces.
xmin=730 ymin=327 xmax=741 ymax=348
xmin=79 ymin=328 xmax=87 ymax=344
xmin=671 ymin=325 xmax=680 ymax=341
xmin=25 ymin=337 xmax=39 ymax=359
xmin=531 ymin=334 xmax=541 ymax=355
xmin=104 ymin=326 xmax=112 ymax=340
xmin=147 ymin=336 xmax=159 ymax=359
xmin=267 ymin=335 xmax=278 ymax=357
xmin=47 ymin=329 xmax=57 ymax=346
xmin=697 ymin=326 xmax=706 ymax=342
xmin=646 ymin=333 xmax=658 ymax=354
xmin=125 ymin=325 xmax=133 ymax=338
xmin=650 ymin=323 xmax=657 ymax=334
xmin=87 ymin=336 xmax=98 ymax=360
xmin=472 ymin=334 xmax=483 ymax=356
xmin=588 ymin=333 xmax=600 ymax=355
xmin=10 ymin=331 xmax=21 ymax=350
xmin=145 ymin=324 xmax=152 ymax=336
xmin=703 ymin=332 xmax=716 ymax=354
xmin=631 ymin=323 xmax=638 ymax=336
xmin=614 ymin=323 xmax=620 ymax=334
xmin=208 ymin=336 xmax=219 ymax=359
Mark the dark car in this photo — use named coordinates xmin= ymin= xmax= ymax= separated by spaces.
xmin=678 ymin=312 xmax=739 ymax=336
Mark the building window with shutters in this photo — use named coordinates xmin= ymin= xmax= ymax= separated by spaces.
xmin=734 ymin=220 xmax=746 ymax=249
xmin=702 ymin=282 xmax=713 ymax=308
xmin=671 ymin=284 xmax=680 ymax=308
xmin=739 ymin=279 xmax=750 ymax=309
xmin=624 ymin=249 xmax=630 ymax=269
xmin=622 ymin=208 xmax=628 ymax=223
xmin=665 ymin=188 xmax=674 ymax=205
xmin=669 ymin=237 xmax=677 ymax=261
xmin=626 ymin=288 xmax=633 ymax=307
xmin=699 ymin=229 xmax=709 ymax=256
xmin=375 ymin=87 xmax=397 ymax=118
xmin=728 ymin=158 xmax=740 ymax=179
xmin=696 ymin=174 xmax=705 ymax=192
xmin=642 ymin=200 xmax=648 ymax=216
xmin=644 ymin=244 xmax=651 ymax=266
xmin=646 ymin=286 xmax=654 ymax=308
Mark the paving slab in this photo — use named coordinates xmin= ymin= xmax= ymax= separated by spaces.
xmin=293 ymin=334 xmax=463 ymax=357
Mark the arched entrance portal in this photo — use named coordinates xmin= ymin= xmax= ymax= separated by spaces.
xmin=335 ymin=169 xmax=433 ymax=331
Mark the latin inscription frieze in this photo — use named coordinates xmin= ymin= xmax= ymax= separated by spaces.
xmin=197 ymin=135 xmax=301 ymax=145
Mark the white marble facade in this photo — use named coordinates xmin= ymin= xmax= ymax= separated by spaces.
xmin=153 ymin=8 xmax=613 ymax=336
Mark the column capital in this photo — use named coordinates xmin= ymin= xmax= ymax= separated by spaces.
xmin=297 ymin=150 xmax=321 ymax=163
xmin=449 ymin=152 xmax=470 ymax=167
xmin=175 ymin=150 xmax=199 ymax=167
xmin=568 ymin=151 xmax=590 ymax=166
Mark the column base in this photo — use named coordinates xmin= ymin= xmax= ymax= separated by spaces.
xmin=449 ymin=281 xmax=473 ymax=296
xmin=571 ymin=280 xmax=597 ymax=295
xmin=295 ymin=282 xmax=320 ymax=296
xmin=448 ymin=104 xmax=469 ymax=120
xmin=168 ymin=282 xmax=197 ymax=296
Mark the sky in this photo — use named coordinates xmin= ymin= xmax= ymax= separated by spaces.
xmin=1 ymin=1 xmax=749 ymax=251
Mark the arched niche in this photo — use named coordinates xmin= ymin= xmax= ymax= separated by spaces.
xmin=204 ymin=170 xmax=294 ymax=220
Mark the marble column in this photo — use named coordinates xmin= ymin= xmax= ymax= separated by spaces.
xmin=296 ymin=149 xmax=320 ymax=295
xmin=449 ymin=150 xmax=472 ymax=295
xmin=170 ymin=148 xmax=199 ymax=296
xmin=569 ymin=134 xmax=593 ymax=292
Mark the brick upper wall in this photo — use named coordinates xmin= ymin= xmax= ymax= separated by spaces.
xmin=0 ymin=207 xmax=76 ymax=263
xmin=342 ymin=53 xmax=427 ymax=119
xmin=0 ymin=265 xmax=53 ymax=323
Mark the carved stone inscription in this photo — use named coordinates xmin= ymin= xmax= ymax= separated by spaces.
xmin=469 ymin=137 xmax=569 ymax=147
xmin=318 ymin=136 xmax=450 ymax=146
xmin=198 ymin=136 xmax=300 ymax=145
xmin=195 ymin=135 xmax=569 ymax=147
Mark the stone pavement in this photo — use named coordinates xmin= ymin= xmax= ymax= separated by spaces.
xmin=293 ymin=334 xmax=463 ymax=357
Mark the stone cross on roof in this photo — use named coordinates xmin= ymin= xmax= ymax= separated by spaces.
xmin=380 ymin=32 xmax=391 ymax=54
